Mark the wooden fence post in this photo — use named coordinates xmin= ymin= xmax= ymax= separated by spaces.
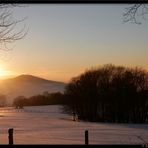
xmin=8 ymin=128 xmax=13 ymax=145
xmin=85 ymin=130 xmax=89 ymax=145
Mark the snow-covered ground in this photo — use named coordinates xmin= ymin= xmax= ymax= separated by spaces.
xmin=0 ymin=105 xmax=148 ymax=144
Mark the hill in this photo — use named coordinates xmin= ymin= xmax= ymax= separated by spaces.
xmin=0 ymin=74 xmax=66 ymax=104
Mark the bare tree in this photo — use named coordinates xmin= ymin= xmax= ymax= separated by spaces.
xmin=0 ymin=94 xmax=7 ymax=107
xmin=123 ymin=4 xmax=148 ymax=24
xmin=0 ymin=4 xmax=27 ymax=50
xmin=64 ymin=64 xmax=148 ymax=123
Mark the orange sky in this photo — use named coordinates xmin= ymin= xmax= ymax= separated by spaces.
xmin=0 ymin=4 xmax=148 ymax=83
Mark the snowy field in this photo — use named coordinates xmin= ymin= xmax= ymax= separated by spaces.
xmin=0 ymin=105 xmax=148 ymax=145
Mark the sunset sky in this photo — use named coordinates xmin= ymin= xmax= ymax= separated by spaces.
xmin=0 ymin=4 xmax=147 ymax=82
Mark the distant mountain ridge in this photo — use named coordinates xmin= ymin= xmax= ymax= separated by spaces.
xmin=0 ymin=74 xmax=66 ymax=104
xmin=3 ymin=74 xmax=65 ymax=85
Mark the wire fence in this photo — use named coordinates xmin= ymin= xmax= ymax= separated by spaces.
xmin=0 ymin=106 xmax=147 ymax=146
xmin=0 ymin=128 xmax=147 ymax=147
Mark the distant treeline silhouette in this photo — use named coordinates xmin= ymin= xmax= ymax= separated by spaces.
xmin=13 ymin=92 xmax=65 ymax=108
xmin=63 ymin=64 xmax=148 ymax=123
xmin=13 ymin=64 xmax=148 ymax=123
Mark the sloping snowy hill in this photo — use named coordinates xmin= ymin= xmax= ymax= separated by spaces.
xmin=0 ymin=75 xmax=66 ymax=104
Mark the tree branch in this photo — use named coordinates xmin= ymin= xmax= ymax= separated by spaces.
xmin=123 ymin=4 xmax=148 ymax=25
xmin=0 ymin=4 xmax=28 ymax=50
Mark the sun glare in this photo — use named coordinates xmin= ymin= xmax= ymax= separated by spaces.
xmin=0 ymin=65 xmax=14 ymax=79
xmin=0 ymin=66 xmax=7 ymax=76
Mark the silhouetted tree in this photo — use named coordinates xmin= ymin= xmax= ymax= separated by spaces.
xmin=13 ymin=95 xmax=27 ymax=108
xmin=0 ymin=94 xmax=7 ymax=107
xmin=123 ymin=4 xmax=148 ymax=24
xmin=64 ymin=64 xmax=148 ymax=123
xmin=12 ymin=92 xmax=65 ymax=107
xmin=0 ymin=4 xmax=27 ymax=50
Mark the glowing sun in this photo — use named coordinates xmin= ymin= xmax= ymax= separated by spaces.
xmin=0 ymin=65 xmax=14 ymax=79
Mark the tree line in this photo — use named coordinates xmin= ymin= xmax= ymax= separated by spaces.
xmin=63 ymin=64 xmax=148 ymax=123
xmin=12 ymin=64 xmax=148 ymax=123
xmin=13 ymin=92 xmax=65 ymax=108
